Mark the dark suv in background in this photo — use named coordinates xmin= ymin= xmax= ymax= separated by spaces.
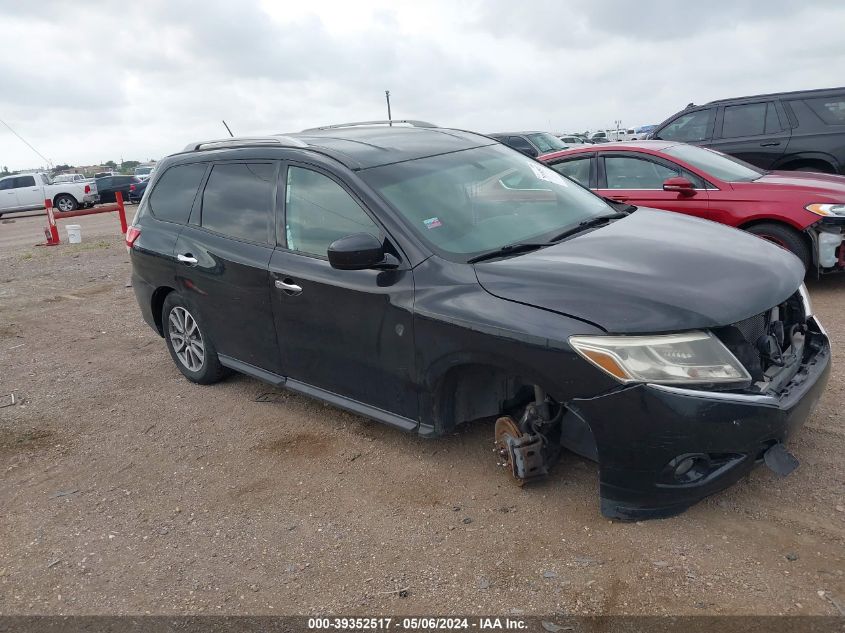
xmin=488 ymin=131 xmax=569 ymax=157
xmin=127 ymin=121 xmax=829 ymax=520
xmin=651 ymin=87 xmax=845 ymax=174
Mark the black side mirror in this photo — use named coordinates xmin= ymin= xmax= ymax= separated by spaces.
xmin=327 ymin=233 xmax=391 ymax=270
xmin=524 ymin=147 xmax=539 ymax=158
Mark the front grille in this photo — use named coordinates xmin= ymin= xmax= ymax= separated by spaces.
xmin=714 ymin=291 xmax=807 ymax=381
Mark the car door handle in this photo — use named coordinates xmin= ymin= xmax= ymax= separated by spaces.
xmin=177 ymin=253 xmax=198 ymax=265
xmin=760 ymin=142 xmax=781 ymax=147
xmin=275 ymin=278 xmax=303 ymax=295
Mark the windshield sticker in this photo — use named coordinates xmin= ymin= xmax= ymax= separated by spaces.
xmin=529 ymin=163 xmax=568 ymax=187
xmin=423 ymin=217 xmax=443 ymax=229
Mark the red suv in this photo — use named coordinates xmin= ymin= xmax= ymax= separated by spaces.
xmin=540 ymin=141 xmax=845 ymax=273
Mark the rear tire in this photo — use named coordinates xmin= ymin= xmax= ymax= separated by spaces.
xmin=54 ymin=194 xmax=78 ymax=212
xmin=746 ymin=222 xmax=811 ymax=271
xmin=162 ymin=293 xmax=226 ymax=385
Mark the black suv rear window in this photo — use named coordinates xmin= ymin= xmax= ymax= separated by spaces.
xmin=148 ymin=163 xmax=206 ymax=224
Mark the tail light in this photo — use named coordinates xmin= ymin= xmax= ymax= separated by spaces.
xmin=125 ymin=225 xmax=141 ymax=250
xmin=84 ymin=184 xmax=91 ymax=193
xmin=129 ymin=184 xmax=136 ymax=191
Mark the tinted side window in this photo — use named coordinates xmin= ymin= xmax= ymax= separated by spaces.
xmin=201 ymin=163 xmax=274 ymax=243
xmin=285 ymin=166 xmax=379 ymax=258
xmin=764 ymin=103 xmax=782 ymax=133
xmin=721 ymin=102 xmax=767 ymax=138
xmin=13 ymin=175 xmax=36 ymax=188
xmin=550 ymin=157 xmax=591 ymax=187
xmin=508 ymin=136 xmax=535 ymax=152
xmin=148 ymin=163 xmax=207 ymax=225
xmin=0 ymin=178 xmax=12 ymax=191
xmin=605 ymin=156 xmax=679 ymax=189
xmin=803 ymin=96 xmax=845 ymax=125
xmin=656 ymin=109 xmax=713 ymax=142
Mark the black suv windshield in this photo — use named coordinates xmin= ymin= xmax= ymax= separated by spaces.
xmin=361 ymin=144 xmax=613 ymax=261
xmin=525 ymin=133 xmax=568 ymax=153
xmin=664 ymin=144 xmax=763 ymax=182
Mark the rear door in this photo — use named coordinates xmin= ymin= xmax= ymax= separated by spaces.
xmin=174 ymin=161 xmax=282 ymax=374
xmin=546 ymin=154 xmax=596 ymax=189
xmin=97 ymin=177 xmax=114 ymax=202
xmin=595 ymin=151 xmax=710 ymax=219
xmin=269 ymin=163 xmax=417 ymax=419
xmin=709 ymin=101 xmax=789 ymax=168
xmin=0 ymin=177 xmax=18 ymax=210
xmin=13 ymin=175 xmax=41 ymax=208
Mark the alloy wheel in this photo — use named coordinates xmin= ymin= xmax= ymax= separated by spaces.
xmin=168 ymin=306 xmax=205 ymax=372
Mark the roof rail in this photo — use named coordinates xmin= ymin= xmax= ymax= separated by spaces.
xmin=301 ymin=120 xmax=438 ymax=132
xmin=182 ymin=135 xmax=308 ymax=152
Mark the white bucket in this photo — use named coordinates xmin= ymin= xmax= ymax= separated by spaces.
xmin=66 ymin=224 xmax=82 ymax=244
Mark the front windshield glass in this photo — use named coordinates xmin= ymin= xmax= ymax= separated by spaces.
xmin=360 ymin=144 xmax=613 ymax=261
xmin=525 ymin=133 xmax=568 ymax=153
xmin=664 ymin=144 xmax=763 ymax=182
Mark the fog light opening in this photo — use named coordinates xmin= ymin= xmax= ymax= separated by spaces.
xmin=668 ymin=453 xmax=711 ymax=484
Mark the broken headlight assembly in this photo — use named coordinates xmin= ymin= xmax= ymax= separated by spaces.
xmin=569 ymin=331 xmax=751 ymax=385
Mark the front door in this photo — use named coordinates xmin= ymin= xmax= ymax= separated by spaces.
xmin=269 ymin=164 xmax=417 ymax=419
xmin=595 ymin=152 xmax=711 ymax=220
xmin=174 ymin=161 xmax=282 ymax=374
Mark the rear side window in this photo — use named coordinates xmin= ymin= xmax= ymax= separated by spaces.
xmin=803 ymin=96 xmax=845 ymax=125
xmin=201 ymin=163 xmax=274 ymax=243
xmin=13 ymin=175 xmax=35 ymax=188
xmin=550 ymin=157 xmax=591 ymax=187
xmin=656 ymin=109 xmax=713 ymax=142
xmin=285 ymin=166 xmax=379 ymax=257
xmin=148 ymin=163 xmax=206 ymax=225
xmin=0 ymin=178 xmax=12 ymax=191
xmin=721 ymin=102 xmax=770 ymax=138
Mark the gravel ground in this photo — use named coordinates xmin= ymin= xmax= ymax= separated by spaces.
xmin=0 ymin=211 xmax=843 ymax=616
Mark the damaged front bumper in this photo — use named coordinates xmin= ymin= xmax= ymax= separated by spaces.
xmin=569 ymin=317 xmax=831 ymax=521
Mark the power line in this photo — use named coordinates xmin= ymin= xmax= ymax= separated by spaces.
xmin=0 ymin=118 xmax=53 ymax=168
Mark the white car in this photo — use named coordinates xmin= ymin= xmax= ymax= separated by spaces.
xmin=0 ymin=172 xmax=99 ymax=216
xmin=52 ymin=173 xmax=89 ymax=184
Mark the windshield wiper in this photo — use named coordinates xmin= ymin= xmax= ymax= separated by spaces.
xmin=467 ymin=242 xmax=547 ymax=264
xmin=547 ymin=212 xmax=629 ymax=243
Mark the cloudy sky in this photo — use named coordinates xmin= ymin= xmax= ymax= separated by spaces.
xmin=1 ymin=0 xmax=844 ymax=171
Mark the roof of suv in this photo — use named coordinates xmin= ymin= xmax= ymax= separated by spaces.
xmin=176 ymin=124 xmax=496 ymax=171
xmin=698 ymin=86 xmax=845 ymax=107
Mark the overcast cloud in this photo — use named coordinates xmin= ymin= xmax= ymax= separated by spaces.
xmin=1 ymin=0 xmax=843 ymax=170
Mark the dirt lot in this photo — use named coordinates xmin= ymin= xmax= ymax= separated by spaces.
xmin=0 ymin=210 xmax=844 ymax=617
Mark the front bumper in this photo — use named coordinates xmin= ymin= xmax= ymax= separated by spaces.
xmin=569 ymin=318 xmax=831 ymax=520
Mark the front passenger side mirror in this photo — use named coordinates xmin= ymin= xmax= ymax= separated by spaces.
xmin=327 ymin=233 xmax=394 ymax=270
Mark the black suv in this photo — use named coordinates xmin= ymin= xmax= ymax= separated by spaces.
xmin=651 ymin=87 xmax=845 ymax=174
xmin=129 ymin=120 xmax=830 ymax=520
xmin=488 ymin=131 xmax=570 ymax=157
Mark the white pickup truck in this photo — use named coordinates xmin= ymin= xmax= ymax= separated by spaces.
xmin=0 ymin=172 xmax=99 ymax=217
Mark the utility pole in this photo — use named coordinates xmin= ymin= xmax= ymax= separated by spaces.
xmin=385 ymin=90 xmax=392 ymax=126
xmin=614 ymin=119 xmax=622 ymax=140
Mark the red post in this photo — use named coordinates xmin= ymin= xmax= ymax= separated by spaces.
xmin=115 ymin=191 xmax=128 ymax=234
xmin=43 ymin=199 xmax=60 ymax=246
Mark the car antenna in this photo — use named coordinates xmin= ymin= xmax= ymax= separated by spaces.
xmin=222 ymin=120 xmax=234 ymax=137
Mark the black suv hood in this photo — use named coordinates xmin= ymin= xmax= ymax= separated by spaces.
xmin=474 ymin=209 xmax=804 ymax=333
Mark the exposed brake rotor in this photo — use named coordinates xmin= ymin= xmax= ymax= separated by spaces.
xmin=494 ymin=415 xmax=524 ymax=484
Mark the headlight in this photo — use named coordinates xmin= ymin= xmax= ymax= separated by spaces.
xmin=805 ymin=203 xmax=845 ymax=217
xmin=569 ymin=331 xmax=751 ymax=385
xmin=797 ymin=283 xmax=813 ymax=317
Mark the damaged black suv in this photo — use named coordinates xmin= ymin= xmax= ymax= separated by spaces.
xmin=128 ymin=120 xmax=831 ymax=520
